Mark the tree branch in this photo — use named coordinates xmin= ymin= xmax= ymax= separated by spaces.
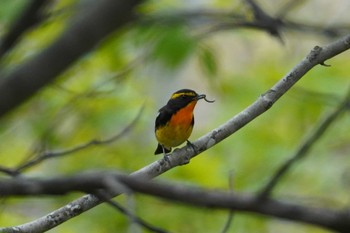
xmin=244 ymin=0 xmax=283 ymax=38
xmin=0 ymin=171 xmax=349 ymax=232
xmin=95 ymin=191 xmax=169 ymax=233
xmin=258 ymin=86 xmax=350 ymax=198
xmin=19 ymin=104 xmax=144 ymax=174
xmin=0 ymin=0 xmax=52 ymax=58
xmin=1 ymin=32 xmax=350 ymax=233
xmin=0 ymin=1 xmax=348 ymax=119
xmin=0 ymin=105 xmax=144 ymax=176
xmin=0 ymin=0 xmax=142 ymax=118
xmin=145 ymin=7 xmax=350 ymax=40
xmin=221 ymin=171 xmax=235 ymax=233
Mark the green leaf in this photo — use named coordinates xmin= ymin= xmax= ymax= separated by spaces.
xmin=152 ymin=25 xmax=196 ymax=68
xmin=198 ymin=45 xmax=218 ymax=76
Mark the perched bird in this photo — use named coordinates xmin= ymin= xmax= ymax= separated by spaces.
xmin=154 ymin=89 xmax=214 ymax=156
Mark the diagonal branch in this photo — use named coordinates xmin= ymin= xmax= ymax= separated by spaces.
xmin=0 ymin=0 xmax=142 ymax=118
xmin=258 ymin=86 xmax=350 ymax=199
xmin=95 ymin=191 xmax=169 ymax=233
xmin=0 ymin=0 xmax=52 ymax=58
xmin=2 ymin=32 xmax=350 ymax=233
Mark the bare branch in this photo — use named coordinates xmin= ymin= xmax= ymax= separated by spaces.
xmin=2 ymin=32 xmax=350 ymax=233
xmin=0 ymin=104 xmax=144 ymax=176
xmin=244 ymin=0 xmax=283 ymax=38
xmin=150 ymin=36 xmax=350 ymax=173
xmin=0 ymin=166 xmax=20 ymax=176
xmin=0 ymin=0 xmax=348 ymax=120
xmin=258 ymin=86 xmax=350 ymax=198
xmin=276 ymin=0 xmax=307 ymax=18
xmin=0 ymin=0 xmax=52 ymax=58
xmin=95 ymin=191 xmax=169 ymax=233
xmin=17 ymin=106 xmax=144 ymax=172
xmin=146 ymin=7 xmax=350 ymax=40
xmin=0 ymin=172 xmax=350 ymax=232
xmin=0 ymin=0 xmax=142 ymax=118
xmin=221 ymin=171 xmax=235 ymax=233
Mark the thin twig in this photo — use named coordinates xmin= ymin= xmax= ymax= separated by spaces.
xmin=16 ymin=54 xmax=146 ymax=168
xmin=17 ymin=104 xmax=144 ymax=172
xmin=0 ymin=104 xmax=144 ymax=176
xmin=0 ymin=166 xmax=20 ymax=176
xmin=146 ymin=5 xmax=350 ymax=40
xmin=258 ymin=86 xmax=350 ymax=199
xmin=221 ymin=170 xmax=235 ymax=233
xmin=276 ymin=0 xmax=308 ymax=18
xmin=95 ymin=191 xmax=169 ymax=233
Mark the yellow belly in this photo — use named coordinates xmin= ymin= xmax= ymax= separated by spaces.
xmin=156 ymin=123 xmax=193 ymax=148
xmin=155 ymin=102 xmax=196 ymax=148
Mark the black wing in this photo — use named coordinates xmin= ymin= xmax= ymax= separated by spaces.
xmin=155 ymin=105 xmax=173 ymax=129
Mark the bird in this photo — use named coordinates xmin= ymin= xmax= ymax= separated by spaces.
xmin=154 ymin=89 xmax=214 ymax=156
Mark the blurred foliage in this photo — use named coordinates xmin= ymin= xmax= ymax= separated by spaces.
xmin=0 ymin=0 xmax=350 ymax=233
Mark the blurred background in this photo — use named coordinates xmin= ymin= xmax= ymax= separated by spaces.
xmin=0 ymin=0 xmax=350 ymax=232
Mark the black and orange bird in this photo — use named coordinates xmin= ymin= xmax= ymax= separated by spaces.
xmin=154 ymin=89 xmax=214 ymax=156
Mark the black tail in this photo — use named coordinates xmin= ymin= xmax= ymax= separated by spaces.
xmin=154 ymin=144 xmax=171 ymax=155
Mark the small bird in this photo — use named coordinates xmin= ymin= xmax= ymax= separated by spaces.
xmin=154 ymin=89 xmax=214 ymax=156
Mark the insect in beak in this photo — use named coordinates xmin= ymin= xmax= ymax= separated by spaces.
xmin=197 ymin=94 xmax=215 ymax=103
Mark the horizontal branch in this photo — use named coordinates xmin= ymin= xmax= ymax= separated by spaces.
xmin=145 ymin=7 xmax=350 ymax=39
xmin=0 ymin=171 xmax=349 ymax=232
xmin=3 ymin=31 xmax=350 ymax=233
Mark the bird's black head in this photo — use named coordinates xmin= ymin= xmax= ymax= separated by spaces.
xmin=168 ymin=89 xmax=205 ymax=105
xmin=165 ymin=89 xmax=200 ymax=109
xmin=165 ymin=89 xmax=214 ymax=110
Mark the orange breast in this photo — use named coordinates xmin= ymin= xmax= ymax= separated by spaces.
xmin=156 ymin=101 xmax=197 ymax=148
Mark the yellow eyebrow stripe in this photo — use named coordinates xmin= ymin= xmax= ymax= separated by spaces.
xmin=171 ymin=92 xmax=196 ymax=99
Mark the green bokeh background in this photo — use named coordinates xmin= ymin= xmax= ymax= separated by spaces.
xmin=0 ymin=0 xmax=350 ymax=232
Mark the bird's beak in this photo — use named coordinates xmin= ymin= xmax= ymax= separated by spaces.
xmin=196 ymin=94 xmax=215 ymax=103
xmin=196 ymin=94 xmax=206 ymax=100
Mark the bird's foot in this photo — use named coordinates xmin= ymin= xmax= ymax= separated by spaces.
xmin=163 ymin=153 xmax=171 ymax=164
xmin=186 ymin=140 xmax=198 ymax=154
